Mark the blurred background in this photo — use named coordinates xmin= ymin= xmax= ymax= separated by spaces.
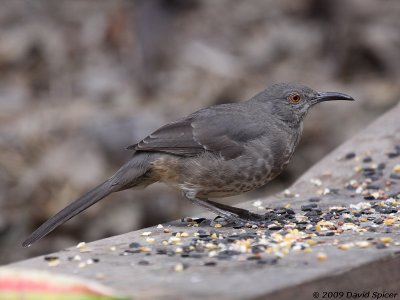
xmin=1 ymin=0 xmax=399 ymax=264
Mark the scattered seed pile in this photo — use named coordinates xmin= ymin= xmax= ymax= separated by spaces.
xmin=44 ymin=145 xmax=400 ymax=272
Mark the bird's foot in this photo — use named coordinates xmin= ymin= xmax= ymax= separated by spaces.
xmin=183 ymin=193 xmax=269 ymax=227
xmin=203 ymin=199 xmax=268 ymax=225
xmin=212 ymin=213 xmax=268 ymax=227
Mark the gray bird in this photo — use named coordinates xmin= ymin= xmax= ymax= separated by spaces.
xmin=23 ymin=83 xmax=354 ymax=247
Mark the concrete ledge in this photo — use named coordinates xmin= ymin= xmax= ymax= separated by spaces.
xmin=4 ymin=103 xmax=400 ymax=300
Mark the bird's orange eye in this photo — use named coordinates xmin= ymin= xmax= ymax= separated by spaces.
xmin=289 ymin=93 xmax=301 ymax=104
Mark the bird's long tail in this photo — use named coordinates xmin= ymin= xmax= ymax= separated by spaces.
xmin=22 ymin=154 xmax=153 ymax=247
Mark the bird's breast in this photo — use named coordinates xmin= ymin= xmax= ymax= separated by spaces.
xmin=172 ymin=151 xmax=277 ymax=198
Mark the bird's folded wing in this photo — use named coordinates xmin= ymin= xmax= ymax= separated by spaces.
xmin=127 ymin=105 xmax=265 ymax=160
xmin=128 ymin=117 xmax=205 ymax=156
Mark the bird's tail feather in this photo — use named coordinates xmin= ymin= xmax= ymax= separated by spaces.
xmin=22 ymin=154 xmax=153 ymax=247
xmin=22 ymin=180 xmax=116 ymax=247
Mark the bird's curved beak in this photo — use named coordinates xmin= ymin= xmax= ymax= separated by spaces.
xmin=314 ymin=92 xmax=354 ymax=104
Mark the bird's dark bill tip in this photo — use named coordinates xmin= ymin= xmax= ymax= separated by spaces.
xmin=316 ymin=91 xmax=354 ymax=102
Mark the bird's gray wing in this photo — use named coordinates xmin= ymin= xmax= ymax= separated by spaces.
xmin=127 ymin=104 xmax=264 ymax=160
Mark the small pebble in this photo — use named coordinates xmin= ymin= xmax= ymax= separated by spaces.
xmin=44 ymin=256 xmax=59 ymax=261
xmin=363 ymin=156 xmax=372 ymax=163
xmin=306 ymin=239 xmax=318 ymax=246
xmin=393 ymin=164 xmax=400 ymax=174
xmin=76 ymin=242 xmax=86 ymax=249
xmin=355 ymin=241 xmax=370 ymax=248
xmin=384 ymin=227 xmax=392 ymax=233
xmin=308 ymin=197 xmax=321 ymax=202
xmin=95 ymin=273 xmax=105 ymax=280
xmin=138 ymin=260 xmax=150 ymax=266
xmin=387 ymin=152 xmax=400 ymax=159
xmin=301 ymin=204 xmax=318 ymax=211
xmin=257 ymin=258 xmax=278 ymax=265
xmin=316 ymin=253 xmax=328 ymax=262
xmin=253 ymin=200 xmax=262 ymax=207
xmin=247 ymin=255 xmax=262 ymax=261
xmin=310 ymin=178 xmax=322 ymax=186
xmin=390 ymin=174 xmax=400 ymax=180
xmin=377 ymin=163 xmax=386 ymax=170
xmin=383 ymin=218 xmax=395 ymax=226
xmin=146 ymin=237 xmax=155 ymax=244
xmin=376 ymin=243 xmax=388 ymax=249
xmin=283 ymin=189 xmax=293 ymax=197
xmin=129 ymin=242 xmax=141 ymax=248
xmin=46 ymin=259 xmax=60 ymax=267
xmin=338 ymin=244 xmax=351 ymax=250
xmin=174 ymin=262 xmax=187 ymax=272
xmin=345 ymin=152 xmax=356 ymax=160
xmin=380 ymin=237 xmax=392 ymax=244
xmin=267 ymin=224 xmax=283 ymax=230
xmin=68 ymin=255 xmax=81 ymax=261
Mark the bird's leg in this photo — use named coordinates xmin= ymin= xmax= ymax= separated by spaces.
xmin=182 ymin=191 xmax=264 ymax=225
xmin=183 ymin=192 xmax=241 ymax=221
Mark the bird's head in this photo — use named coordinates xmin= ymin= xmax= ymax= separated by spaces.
xmin=253 ymin=83 xmax=354 ymax=125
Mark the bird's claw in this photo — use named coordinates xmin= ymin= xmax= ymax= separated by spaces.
xmin=212 ymin=210 xmax=269 ymax=227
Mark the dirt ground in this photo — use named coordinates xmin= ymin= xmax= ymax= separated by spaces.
xmin=1 ymin=0 xmax=399 ymax=263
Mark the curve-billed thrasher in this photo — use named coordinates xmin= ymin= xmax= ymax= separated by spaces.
xmin=23 ymin=83 xmax=354 ymax=247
